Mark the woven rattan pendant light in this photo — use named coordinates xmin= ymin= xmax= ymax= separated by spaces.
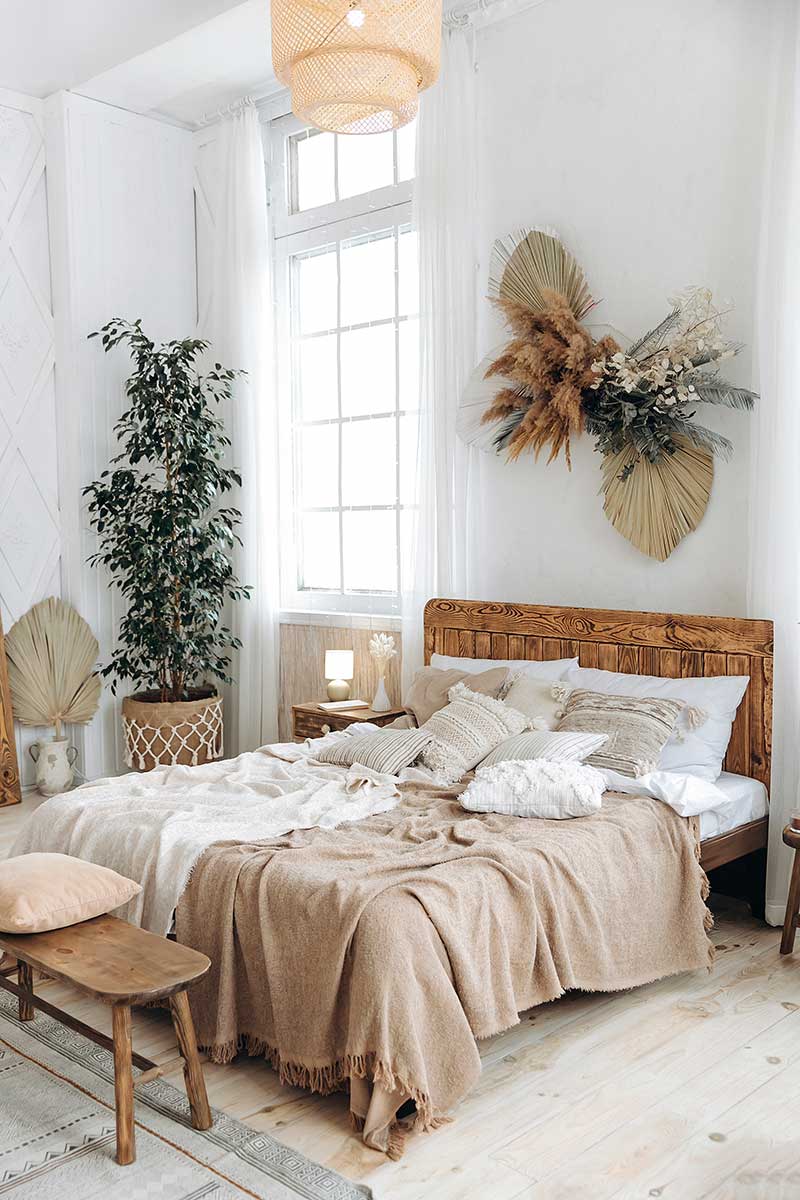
xmin=271 ymin=0 xmax=442 ymax=135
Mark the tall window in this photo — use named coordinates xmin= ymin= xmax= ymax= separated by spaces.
xmin=270 ymin=115 xmax=418 ymax=616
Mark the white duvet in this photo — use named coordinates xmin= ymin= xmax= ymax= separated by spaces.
xmin=10 ymin=737 xmax=401 ymax=936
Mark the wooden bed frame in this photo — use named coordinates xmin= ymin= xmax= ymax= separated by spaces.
xmin=424 ymin=599 xmax=773 ymax=875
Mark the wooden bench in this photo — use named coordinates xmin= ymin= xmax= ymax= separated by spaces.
xmin=0 ymin=913 xmax=212 ymax=1165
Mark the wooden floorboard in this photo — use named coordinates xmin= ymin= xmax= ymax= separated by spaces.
xmin=2 ymin=792 xmax=798 ymax=1198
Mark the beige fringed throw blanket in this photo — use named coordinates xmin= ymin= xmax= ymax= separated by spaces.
xmin=177 ymin=785 xmax=713 ymax=1157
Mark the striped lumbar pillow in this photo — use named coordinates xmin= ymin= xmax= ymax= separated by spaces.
xmin=479 ymin=729 xmax=608 ymax=768
xmin=314 ymin=728 xmax=433 ymax=775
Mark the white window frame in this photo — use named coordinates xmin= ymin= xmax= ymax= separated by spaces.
xmin=268 ymin=113 xmax=415 ymax=619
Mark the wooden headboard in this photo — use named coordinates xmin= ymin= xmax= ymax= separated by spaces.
xmin=424 ymin=599 xmax=774 ymax=791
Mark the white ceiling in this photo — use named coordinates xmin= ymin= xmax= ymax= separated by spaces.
xmin=0 ymin=0 xmax=277 ymax=126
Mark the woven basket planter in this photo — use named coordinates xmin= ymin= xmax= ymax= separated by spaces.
xmin=121 ymin=692 xmax=223 ymax=772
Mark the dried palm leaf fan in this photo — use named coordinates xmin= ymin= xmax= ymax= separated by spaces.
xmin=488 ymin=228 xmax=596 ymax=320
xmin=270 ymin=0 xmax=442 ymax=135
xmin=601 ymin=438 xmax=714 ymax=562
xmin=5 ymin=598 xmax=101 ymax=739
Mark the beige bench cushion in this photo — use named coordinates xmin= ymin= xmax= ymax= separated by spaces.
xmin=0 ymin=853 xmax=141 ymax=934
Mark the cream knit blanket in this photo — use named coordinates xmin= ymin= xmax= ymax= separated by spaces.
xmin=10 ymin=743 xmax=401 ymax=936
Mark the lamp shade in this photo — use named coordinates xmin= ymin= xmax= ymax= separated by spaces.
xmin=270 ymin=0 xmax=443 ymax=135
xmin=324 ymin=649 xmax=354 ymax=680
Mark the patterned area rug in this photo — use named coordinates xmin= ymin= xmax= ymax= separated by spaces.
xmin=0 ymin=991 xmax=370 ymax=1199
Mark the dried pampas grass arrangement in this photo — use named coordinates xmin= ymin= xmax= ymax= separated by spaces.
xmin=459 ymin=225 xmax=755 ymax=561
xmin=5 ymin=598 xmax=101 ymax=739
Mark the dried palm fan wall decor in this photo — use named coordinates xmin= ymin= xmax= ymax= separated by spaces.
xmin=458 ymin=229 xmax=756 ymax=560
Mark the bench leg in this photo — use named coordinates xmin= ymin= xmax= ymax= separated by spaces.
xmin=17 ymin=962 xmax=34 ymax=1022
xmin=780 ymin=850 xmax=800 ymax=955
xmin=112 ymin=1005 xmax=135 ymax=1165
xmin=170 ymin=990 xmax=212 ymax=1131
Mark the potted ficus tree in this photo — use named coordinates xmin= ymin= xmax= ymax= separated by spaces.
xmin=84 ymin=318 xmax=250 ymax=771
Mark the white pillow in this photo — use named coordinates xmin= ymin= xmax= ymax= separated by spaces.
xmin=480 ymin=729 xmax=608 ymax=767
xmin=461 ymin=760 xmax=605 ymax=819
xmin=420 ymin=683 xmax=528 ymax=786
xmin=600 ymin=768 xmax=730 ymax=817
xmin=431 ymin=653 xmax=578 ymax=681
xmin=501 ymin=677 xmax=573 ymax=729
xmin=565 ymin=666 xmax=749 ymax=782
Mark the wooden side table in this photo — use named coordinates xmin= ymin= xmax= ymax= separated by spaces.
xmin=780 ymin=825 xmax=800 ymax=954
xmin=292 ymin=701 xmax=407 ymax=742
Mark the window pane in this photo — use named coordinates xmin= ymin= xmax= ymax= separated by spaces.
xmin=295 ymin=248 xmax=337 ymax=334
xmin=398 ymin=229 xmax=418 ymax=317
xmin=399 ymin=412 xmax=419 ymax=506
xmin=340 ymin=324 xmax=395 ymax=417
xmin=341 ymin=417 xmax=396 ymax=506
xmin=337 ymin=130 xmax=394 ymax=199
xmin=343 ymin=509 xmax=397 ymax=592
xmin=299 ymin=424 xmax=339 ymax=507
xmin=399 ymin=318 xmax=419 ymax=410
xmin=293 ymin=131 xmax=335 ymax=211
xmin=297 ymin=333 xmax=338 ymax=421
xmin=396 ymin=120 xmax=416 ymax=182
xmin=300 ymin=511 xmax=340 ymax=589
xmin=340 ymin=233 xmax=394 ymax=326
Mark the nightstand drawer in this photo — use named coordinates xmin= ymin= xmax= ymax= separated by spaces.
xmin=291 ymin=702 xmax=406 ymax=742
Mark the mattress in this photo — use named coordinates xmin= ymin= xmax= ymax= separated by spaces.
xmin=699 ymin=771 xmax=769 ymax=841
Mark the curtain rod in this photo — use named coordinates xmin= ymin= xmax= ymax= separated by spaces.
xmin=443 ymin=0 xmax=550 ymax=29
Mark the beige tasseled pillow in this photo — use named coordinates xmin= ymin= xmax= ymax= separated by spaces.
xmin=0 ymin=853 xmax=141 ymax=934
xmin=557 ymin=689 xmax=685 ymax=778
xmin=403 ymin=665 xmax=509 ymax=726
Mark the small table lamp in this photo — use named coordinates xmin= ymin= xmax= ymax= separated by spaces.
xmin=324 ymin=649 xmax=354 ymax=701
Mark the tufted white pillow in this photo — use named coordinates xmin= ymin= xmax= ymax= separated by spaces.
xmin=461 ymin=759 xmax=605 ymax=819
xmin=420 ymin=683 xmax=528 ymax=786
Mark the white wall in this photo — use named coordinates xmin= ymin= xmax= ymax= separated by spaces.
xmin=0 ymin=87 xmax=60 ymax=785
xmin=469 ymin=0 xmax=772 ymax=618
xmin=46 ymin=92 xmax=196 ymax=779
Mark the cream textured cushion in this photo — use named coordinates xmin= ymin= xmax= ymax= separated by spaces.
xmin=403 ymin=665 xmax=509 ymax=726
xmin=314 ymin=728 xmax=433 ymax=774
xmin=0 ymin=852 xmax=142 ymax=934
xmin=420 ymin=683 xmax=529 ymax=785
xmin=480 ymin=729 xmax=608 ymax=768
xmin=558 ymin=689 xmax=685 ymax=778
xmin=461 ymin=759 xmax=605 ymax=819
xmin=500 ymin=677 xmax=573 ymax=730
xmin=565 ymin=665 xmax=746 ymax=781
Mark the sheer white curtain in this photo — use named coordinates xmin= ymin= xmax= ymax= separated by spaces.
xmin=401 ymin=27 xmax=479 ymax=689
xmin=750 ymin=0 xmax=800 ymax=925
xmin=205 ymin=101 xmax=280 ymax=753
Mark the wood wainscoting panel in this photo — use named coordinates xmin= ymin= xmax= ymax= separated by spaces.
xmin=279 ymin=623 xmax=403 ymax=741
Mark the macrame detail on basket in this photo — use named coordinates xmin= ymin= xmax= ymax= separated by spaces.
xmin=458 ymin=228 xmax=756 ymax=561
xmin=122 ymin=696 xmax=223 ymax=772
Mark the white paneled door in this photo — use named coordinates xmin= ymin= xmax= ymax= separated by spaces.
xmin=0 ymin=89 xmax=59 ymax=785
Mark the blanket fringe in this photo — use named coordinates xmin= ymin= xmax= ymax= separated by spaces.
xmin=199 ymin=1032 xmax=442 ymax=1148
xmin=692 ymin=823 xmax=716 ymax=970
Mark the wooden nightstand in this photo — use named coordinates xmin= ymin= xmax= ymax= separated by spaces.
xmin=292 ymin=702 xmax=407 ymax=742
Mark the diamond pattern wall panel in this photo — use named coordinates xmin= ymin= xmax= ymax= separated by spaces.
xmin=0 ymin=94 xmax=59 ymax=786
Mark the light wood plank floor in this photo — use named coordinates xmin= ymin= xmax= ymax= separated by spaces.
xmin=2 ymin=793 xmax=799 ymax=1199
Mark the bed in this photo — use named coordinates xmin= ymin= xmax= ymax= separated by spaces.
xmin=12 ymin=599 xmax=774 ymax=1157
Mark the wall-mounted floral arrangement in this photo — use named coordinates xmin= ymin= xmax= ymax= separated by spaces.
xmin=457 ymin=229 xmax=756 ymax=561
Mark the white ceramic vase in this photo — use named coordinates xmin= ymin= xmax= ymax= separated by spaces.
xmin=371 ymin=675 xmax=391 ymax=713
xmin=29 ymin=736 xmax=78 ymax=797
